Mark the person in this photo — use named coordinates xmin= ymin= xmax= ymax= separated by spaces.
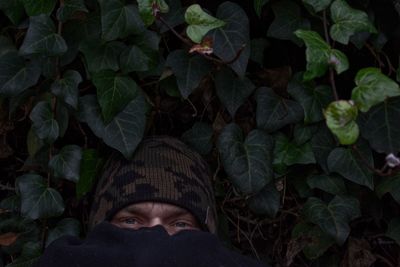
xmin=34 ymin=136 xmax=268 ymax=267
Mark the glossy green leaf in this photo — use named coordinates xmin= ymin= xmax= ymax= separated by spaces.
xmin=311 ymin=125 xmax=336 ymax=173
xmin=294 ymin=30 xmax=349 ymax=80
xmin=57 ymin=0 xmax=88 ymax=22
xmin=99 ymin=0 xmax=145 ymax=41
xmin=166 ymin=49 xmax=211 ymax=98
xmin=325 ymin=100 xmax=359 ymax=145
xmin=254 ymin=0 xmax=268 ymax=17
xmin=46 ymin=218 xmax=80 ymax=247
xmin=76 ymin=149 xmax=103 ymax=198
xmin=30 ymin=101 xmax=59 ymax=144
xmin=376 ymin=175 xmax=400 ymax=204
xmin=17 ymin=174 xmax=65 ymax=220
xmin=307 ymin=174 xmax=347 ymax=195
xmin=19 ymin=15 xmax=68 ymax=56
xmin=77 ymin=95 xmax=105 ymax=139
xmin=303 ymin=195 xmax=361 ymax=245
xmin=352 ymin=68 xmax=400 ymax=112
xmin=302 ymin=0 xmax=332 ymax=12
xmin=6 ymin=242 xmax=41 ymax=267
xmin=49 ymin=145 xmax=82 ymax=183
xmin=248 ymin=183 xmax=280 ymax=218
xmin=273 ymin=133 xmax=316 ymax=167
xmin=386 ymin=218 xmax=400 ymax=245
xmin=185 ymin=4 xmax=225 ymax=44
xmin=93 ymin=70 xmax=139 ymax=123
xmin=22 ymin=0 xmax=56 ymax=15
xmin=80 ymin=40 xmax=124 ymax=73
xmin=0 ymin=0 xmax=25 ymax=24
xmin=51 ymin=70 xmax=82 ymax=109
xmin=256 ymin=87 xmax=304 ymax=132
xmin=330 ymin=0 xmax=377 ymax=45
xmin=328 ymin=144 xmax=374 ymax=189
xmin=208 ymin=2 xmax=250 ymax=77
xmin=217 ymin=123 xmax=274 ymax=194
xmin=181 ymin=122 xmax=213 ymax=155
xmin=137 ymin=0 xmax=169 ymax=26
xmin=214 ymin=68 xmax=255 ymax=117
xmin=267 ymin=0 xmax=310 ymax=45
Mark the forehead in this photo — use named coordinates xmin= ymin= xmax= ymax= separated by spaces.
xmin=120 ymin=201 xmax=191 ymax=215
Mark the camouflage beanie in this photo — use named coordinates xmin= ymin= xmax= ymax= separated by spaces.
xmin=89 ymin=136 xmax=217 ymax=233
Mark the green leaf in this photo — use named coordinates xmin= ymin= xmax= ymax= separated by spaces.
xmin=93 ymin=70 xmax=139 ymax=123
xmin=57 ymin=0 xmax=88 ymax=22
xmin=22 ymin=0 xmax=56 ymax=15
xmin=76 ymin=149 xmax=103 ymax=198
xmin=294 ymin=30 xmax=349 ymax=80
xmin=273 ymin=133 xmax=316 ymax=167
xmin=254 ymin=0 xmax=268 ymax=17
xmin=330 ymin=0 xmax=377 ymax=45
xmin=325 ymin=100 xmax=359 ymax=145
xmin=51 ymin=70 xmax=82 ymax=109
xmin=256 ymin=87 xmax=304 ymax=132
xmin=0 ymin=51 xmax=41 ymax=97
xmin=303 ymin=195 xmax=361 ymax=245
xmin=17 ymin=174 xmax=65 ymax=220
xmin=208 ymin=2 xmax=250 ymax=77
xmin=0 ymin=0 xmax=25 ymax=24
xmin=138 ymin=0 xmax=169 ymax=26
xmin=30 ymin=101 xmax=59 ymax=144
xmin=166 ymin=49 xmax=212 ymax=98
xmin=267 ymin=0 xmax=310 ymax=45
xmin=311 ymin=124 xmax=336 ymax=173
xmin=46 ymin=218 xmax=80 ymax=247
xmin=376 ymin=175 xmax=400 ymax=204
xmin=214 ymin=68 xmax=255 ymax=117
xmin=352 ymin=68 xmax=400 ymax=112
xmin=49 ymin=145 xmax=82 ymax=183
xmin=302 ymin=0 xmax=332 ymax=12
xmin=217 ymin=123 xmax=274 ymax=194
xmin=248 ymin=183 xmax=280 ymax=218
xmin=99 ymin=0 xmax=145 ymax=41
xmin=6 ymin=242 xmax=41 ymax=267
xmin=307 ymin=174 xmax=347 ymax=195
xmin=185 ymin=4 xmax=225 ymax=44
xmin=181 ymin=122 xmax=213 ymax=155
xmin=77 ymin=95 xmax=105 ymax=139
xmin=328 ymin=144 xmax=374 ymax=189
xmin=19 ymin=15 xmax=68 ymax=56
xmin=386 ymin=218 xmax=400 ymax=245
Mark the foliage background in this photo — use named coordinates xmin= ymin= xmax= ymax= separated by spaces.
xmin=1 ymin=0 xmax=400 ymax=266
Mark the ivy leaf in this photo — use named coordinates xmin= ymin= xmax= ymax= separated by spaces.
xmin=22 ymin=0 xmax=56 ymax=16
xmin=330 ymin=0 xmax=377 ymax=45
xmin=46 ymin=218 xmax=80 ymax=247
xmin=98 ymin=0 xmax=145 ymax=41
xmin=248 ymin=183 xmax=280 ymax=218
xmin=352 ymin=68 xmax=400 ymax=113
xmin=303 ymin=195 xmax=361 ymax=245
xmin=325 ymin=100 xmax=359 ymax=145
xmin=208 ymin=2 xmax=250 ymax=77
xmin=302 ymin=0 xmax=332 ymax=12
xmin=386 ymin=218 xmax=400 ymax=245
xmin=376 ymin=175 xmax=400 ymax=204
xmin=76 ymin=149 xmax=103 ymax=198
xmin=256 ymin=87 xmax=304 ymax=132
xmin=30 ymin=101 xmax=59 ymax=144
xmin=77 ymin=95 xmax=105 ymax=139
xmin=294 ymin=30 xmax=349 ymax=80
xmin=0 ymin=0 xmax=25 ymax=25
xmin=181 ymin=122 xmax=213 ymax=155
xmin=307 ymin=174 xmax=347 ymax=195
xmin=51 ymin=70 xmax=82 ymax=109
xmin=49 ymin=145 xmax=82 ymax=183
xmin=311 ymin=125 xmax=336 ymax=173
xmin=0 ymin=51 xmax=41 ymax=97
xmin=166 ymin=49 xmax=211 ymax=98
xmin=138 ymin=0 xmax=169 ymax=26
xmin=217 ymin=123 xmax=274 ymax=194
xmin=273 ymin=133 xmax=316 ymax=167
xmin=17 ymin=174 xmax=64 ymax=220
xmin=185 ymin=4 xmax=225 ymax=44
xmin=254 ymin=0 xmax=268 ymax=17
xmin=214 ymin=68 xmax=255 ymax=117
xmin=57 ymin=0 xmax=88 ymax=22
xmin=19 ymin=15 xmax=68 ymax=57
xmin=328 ymin=144 xmax=374 ymax=189
xmin=6 ymin=242 xmax=41 ymax=267
xmin=267 ymin=0 xmax=310 ymax=45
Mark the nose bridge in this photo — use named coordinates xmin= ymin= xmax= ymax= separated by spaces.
xmin=148 ymin=217 xmax=163 ymax=228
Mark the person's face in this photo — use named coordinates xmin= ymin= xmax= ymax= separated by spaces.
xmin=111 ymin=202 xmax=201 ymax=235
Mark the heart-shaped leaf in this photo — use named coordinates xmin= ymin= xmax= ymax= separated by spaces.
xmin=77 ymin=95 xmax=105 ymax=139
xmin=181 ymin=122 xmax=213 ymax=155
xmin=330 ymin=0 xmax=377 ymax=45
xmin=80 ymin=40 xmax=124 ymax=73
xmin=352 ymin=68 xmax=400 ymax=113
xmin=325 ymin=100 xmax=359 ymax=145
xmin=22 ymin=0 xmax=56 ymax=16
xmin=307 ymin=174 xmax=347 ymax=195
xmin=256 ymin=87 xmax=304 ymax=132
xmin=302 ymin=0 xmax=332 ymax=12
xmin=30 ymin=101 xmax=59 ymax=144
xmin=17 ymin=174 xmax=65 ymax=220
xmin=185 ymin=4 xmax=225 ymax=44
xmin=51 ymin=70 xmax=82 ymax=109
xmin=248 ymin=182 xmax=280 ymax=217
xmin=214 ymin=67 xmax=255 ymax=117
xmin=217 ymin=123 xmax=274 ymax=194
xmin=0 ymin=0 xmax=25 ymax=24
xmin=57 ymin=0 xmax=88 ymax=22
xmin=273 ymin=133 xmax=316 ymax=167
xmin=46 ymin=218 xmax=80 ymax=247
xmin=138 ymin=0 xmax=169 ymax=26
xmin=49 ymin=145 xmax=82 ymax=183
xmin=303 ymin=195 xmax=361 ymax=245
xmin=19 ymin=14 xmax=68 ymax=57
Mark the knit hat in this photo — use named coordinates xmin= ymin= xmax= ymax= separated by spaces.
xmin=89 ymin=136 xmax=217 ymax=233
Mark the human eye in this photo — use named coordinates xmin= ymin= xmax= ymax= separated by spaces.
xmin=121 ymin=217 xmax=139 ymax=225
xmin=174 ymin=221 xmax=189 ymax=228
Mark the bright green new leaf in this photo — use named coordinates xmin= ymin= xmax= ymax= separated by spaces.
xmin=77 ymin=95 xmax=105 ymax=139
xmin=254 ymin=0 xmax=269 ymax=17
xmin=352 ymin=68 xmax=400 ymax=112
xmin=93 ymin=70 xmax=139 ymax=123
xmin=19 ymin=15 xmax=68 ymax=56
xmin=51 ymin=70 xmax=82 ymax=109
xmin=0 ymin=0 xmax=25 ymax=24
xmin=49 ymin=145 xmax=82 ymax=183
xmin=294 ymin=30 xmax=349 ymax=80
xmin=76 ymin=149 xmax=104 ymax=198
xmin=248 ymin=183 xmax=280 ymax=218
xmin=137 ymin=0 xmax=169 ymax=26
xmin=303 ymin=195 xmax=361 ymax=245
xmin=22 ymin=0 xmax=56 ymax=15
xmin=217 ymin=123 xmax=274 ymax=194
xmin=17 ymin=174 xmax=65 ymax=220
xmin=376 ymin=175 xmax=400 ymax=204
xmin=386 ymin=218 xmax=400 ymax=245
xmin=181 ymin=122 xmax=213 ymax=155
xmin=330 ymin=0 xmax=377 ymax=45
xmin=273 ymin=133 xmax=316 ymax=167
xmin=307 ymin=174 xmax=347 ymax=195
xmin=185 ymin=4 xmax=226 ymax=43
xmin=46 ymin=218 xmax=80 ymax=247
xmin=302 ymin=0 xmax=332 ymax=12
xmin=30 ymin=101 xmax=59 ymax=144
xmin=57 ymin=0 xmax=88 ymax=22
xmin=324 ymin=100 xmax=359 ymax=145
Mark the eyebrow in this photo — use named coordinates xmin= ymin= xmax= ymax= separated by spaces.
xmin=122 ymin=205 xmax=191 ymax=218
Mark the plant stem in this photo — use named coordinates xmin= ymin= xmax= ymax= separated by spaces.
xmin=323 ymin=10 xmax=339 ymax=101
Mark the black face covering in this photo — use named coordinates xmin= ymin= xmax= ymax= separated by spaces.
xmin=33 ymin=222 xmax=268 ymax=267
